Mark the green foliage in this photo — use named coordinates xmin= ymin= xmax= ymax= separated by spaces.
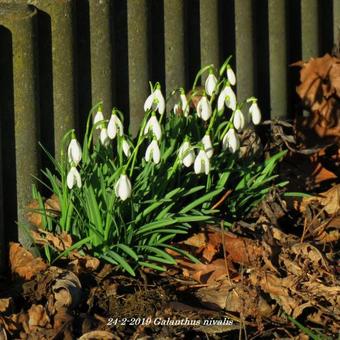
xmin=31 ymin=58 xmax=287 ymax=276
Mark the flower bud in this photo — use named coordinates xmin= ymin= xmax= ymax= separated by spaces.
xmin=67 ymin=166 xmax=82 ymax=189
xmin=222 ymin=128 xmax=240 ymax=154
xmin=178 ymin=141 xmax=195 ymax=167
xmin=145 ymin=139 xmax=161 ymax=164
xmin=67 ymin=137 xmax=82 ymax=166
xmin=202 ymin=134 xmax=213 ymax=158
xmin=205 ymin=73 xmax=218 ymax=96
xmin=194 ymin=150 xmax=210 ymax=175
xmin=233 ymin=109 xmax=245 ymax=132
xmin=197 ymin=96 xmax=212 ymax=121
xmin=108 ymin=114 xmax=124 ymax=139
xmin=115 ymin=174 xmax=132 ymax=201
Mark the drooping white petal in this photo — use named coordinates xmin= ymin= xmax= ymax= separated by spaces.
xmin=144 ymin=92 xmax=154 ymax=112
xmin=202 ymin=134 xmax=213 ymax=158
xmin=222 ymin=128 xmax=240 ymax=153
xmin=225 ymin=86 xmax=237 ymax=111
xmin=227 ymin=66 xmax=236 ymax=86
xmin=122 ymin=138 xmax=131 ymax=157
xmin=174 ymin=103 xmax=181 ymax=115
xmin=180 ymin=94 xmax=189 ymax=117
xmin=249 ymin=102 xmax=261 ymax=125
xmin=194 ymin=150 xmax=210 ymax=175
xmin=108 ymin=114 xmax=124 ymax=139
xmin=154 ymin=88 xmax=165 ymax=115
xmin=217 ymin=87 xmax=228 ymax=112
xmin=93 ymin=110 xmax=105 ymax=129
xmin=145 ymin=140 xmax=160 ymax=164
xmin=67 ymin=167 xmax=82 ymax=189
xmin=144 ymin=116 xmax=162 ymax=140
xmin=100 ymin=127 xmax=110 ymax=147
xmin=197 ymin=96 xmax=212 ymax=121
xmin=233 ymin=109 xmax=245 ymax=132
xmin=179 ymin=141 xmax=195 ymax=167
xmin=115 ymin=174 xmax=132 ymax=201
xmin=205 ymin=73 xmax=218 ymax=96
xmin=67 ymin=138 xmax=82 ymax=166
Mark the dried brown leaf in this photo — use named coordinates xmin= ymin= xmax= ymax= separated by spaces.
xmin=9 ymin=243 xmax=47 ymax=280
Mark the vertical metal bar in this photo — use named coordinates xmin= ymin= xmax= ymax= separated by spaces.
xmin=301 ymin=0 xmax=320 ymax=59
xmin=234 ymin=0 xmax=254 ymax=103
xmin=199 ymin=0 xmax=219 ymax=78
xmin=127 ymin=0 xmax=149 ymax=136
xmin=0 ymin=4 xmax=39 ymax=245
xmin=30 ymin=0 xmax=77 ymax=154
xmin=163 ymin=0 xmax=185 ymax=109
xmin=89 ymin=0 xmax=113 ymax=117
xmin=268 ymin=0 xmax=288 ymax=119
xmin=334 ymin=0 xmax=340 ymax=44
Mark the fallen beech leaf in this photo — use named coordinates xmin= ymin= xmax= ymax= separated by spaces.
xmin=79 ymin=330 xmax=116 ymax=340
xmin=0 ymin=299 xmax=12 ymax=314
xmin=27 ymin=304 xmax=50 ymax=331
xmin=301 ymin=184 xmax=340 ymax=215
xmin=9 ymin=243 xmax=47 ymax=280
xmin=31 ymin=230 xmax=73 ymax=252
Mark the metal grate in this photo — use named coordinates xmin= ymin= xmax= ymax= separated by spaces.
xmin=0 ymin=0 xmax=338 ymax=264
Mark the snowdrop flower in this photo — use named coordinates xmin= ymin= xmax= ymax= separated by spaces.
xmin=197 ymin=95 xmax=212 ymax=121
xmin=205 ymin=72 xmax=218 ymax=96
xmin=107 ymin=113 xmax=124 ymax=139
xmin=174 ymin=93 xmax=190 ymax=117
xmin=249 ymin=100 xmax=261 ymax=125
xmin=180 ymin=93 xmax=189 ymax=117
xmin=222 ymin=128 xmax=240 ymax=153
xmin=122 ymin=138 xmax=131 ymax=157
xmin=144 ymin=85 xmax=165 ymax=115
xmin=100 ymin=127 xmax=110 ymax=147
xmin=202 ymin=134 xmax=213 ymax=158
xmin=178 ymin=140 xmax=195 ymax=167
xmin=67 ymin=136 xmax=82 ymax=166
xmin=227 ymin=65 xmax=236 ymax=86
xmin=144 ymin=115 xmax=162 ymax=140
xmin=194 ymin=149 xmax=210 ymax=175
xmin=67 ymin=166 xmax=82 ymax=189
xmin=217 ymin=85 xmax=237 ymax=112
xmin=93 ymin=108 xmax=104 ymax=129
xmin=145 ymin=139 xmax=161 ymax=164
xmin=115 ymin=174 xmax=132 ymax=201
xmin=233 ymin=109 xmax=245 ymax=132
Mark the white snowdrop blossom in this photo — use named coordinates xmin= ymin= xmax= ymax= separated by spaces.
xmin=67 ymin=166 xmax=82 ymax=189
xmin=67 ymin=137 xmax=82 ymax=166
xmin=227 ymin=65 xmax=236 ymax=86
xmin=249 ymin=101 xmax=261 ymax=125
xmin=180 ymin=93 xmax=189 ymax=117
xmin=144 ymin=86 xmax=165 ymax=115
xmin=178 ymin=141 xmax=195 ymax=167
xmin=202 ymin=134 xmax=213 ymax=159
xmin=144 ymin=115 xmax=162 ymax=140
xmin=115 ymin=174 xmax=132 ymax=201
xmin=233 ymin=109 xmax=245 ymax=132
xmin=194 ymin=150 xmax=210 ymax=175
xmin=222 ymin=128 xmax=240 ymax=154
xmin=205 ymin=73 xmax=218 ymax=96
xmin=107 ymin=114 xmax=124 ymax=139
xmin=100 ymin=127 xmax=110 ymax=147
xmin=217 ymin=85 xmax=237 ymax=112
xmin=93 ymin=109 xmax=105 ymax=129
xmin=197 ymin=95 xmax=212 ymax=121
xmin=145 ymin=139 xmax=161 ymax=164
xmin=122 ymin=138 xmax=131 ymax=157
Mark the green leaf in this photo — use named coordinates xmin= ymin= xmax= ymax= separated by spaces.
xmin=105 ymin=250 xmax=136 ymax=276
xmin=116 ymin=244 xmax=139 ymax=261
xmin=180 ymin=188 xmax=223 ymax=213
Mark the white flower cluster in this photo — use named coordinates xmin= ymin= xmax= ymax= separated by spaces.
xmin=69 ymin=63 xmax=262 ymax=201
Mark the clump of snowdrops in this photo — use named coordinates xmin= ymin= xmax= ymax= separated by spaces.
xmin=32 ymin=58 xmax=287 ymax=276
